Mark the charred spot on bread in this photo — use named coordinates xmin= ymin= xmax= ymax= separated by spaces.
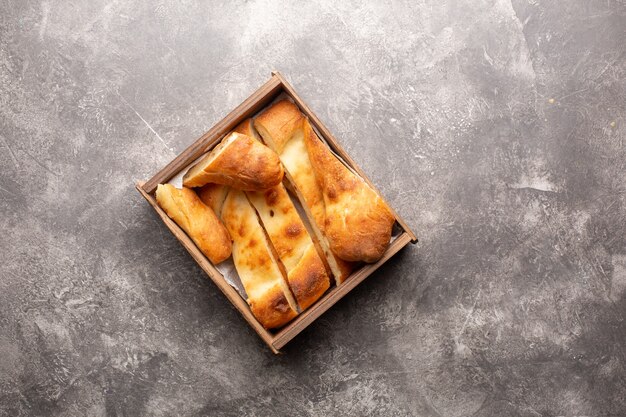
xmin=249 ymin=287 xmax=295 ymax=329
xmin=285 ymin=223 xmax=303 ymax=238
xmin=264 ymin=188 xmax=279 ymax=206
xmin=270 ymin=291 xmax=291 ymax=312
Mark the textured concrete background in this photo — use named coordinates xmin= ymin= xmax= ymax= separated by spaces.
xmin=1 ymin=0 xmax=625 ymax=416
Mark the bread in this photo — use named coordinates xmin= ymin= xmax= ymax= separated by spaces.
xmin=196 ymin=183 xmax=229 ymax=218
xmin=255 ymin=100 xmax=355 ymax=283
xmin=303 ymin=121 xmax=395 ymax=263
xmin=182 ymin=132 xmax=284 ymax=190
xmin=155 ymin=184 xmax=232 ymax=264
xmin=233 ymin=118 xmax=262 ymax=141
xmin=255 ymin=102 xmax=326 ymax=220
xmin=221 ymin=188 xmax=299 ymax=329
xmin=254 ymin=100 xmax=304 ymax=153
xmin=233 ymin=118 xmax=330 ymax=308
xmin=195 ymin=119 xmax=259 ymax=217
xmin=247 ymin=185 xmax=330 ymax=310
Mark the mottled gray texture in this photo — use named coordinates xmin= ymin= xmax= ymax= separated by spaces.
xmin=1 ymin=0 xmax=625 ymax=416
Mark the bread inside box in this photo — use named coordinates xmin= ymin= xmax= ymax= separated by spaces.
xmin=158 ymin=93 xmax=403 ymax=331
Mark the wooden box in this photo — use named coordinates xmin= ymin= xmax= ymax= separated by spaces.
xmin=136 ymin=72 xmax=417 ymax=353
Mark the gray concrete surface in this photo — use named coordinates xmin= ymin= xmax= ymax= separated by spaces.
xmin=1 ymin=0 xmax=625 ymax=416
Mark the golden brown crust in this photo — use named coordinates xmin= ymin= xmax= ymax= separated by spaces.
xmin=303 ymin=121 xmax=395 ymax=263
xmin=254 ymin=100 xmax=304 ymax=153
xmin=221 ymin=189 xmax=298 ymax=329
xmin=255 ymin=102 xmax=323 ymax=221
xmin=326 ymin=250 xmax=354 ymax=282
xmin=290 ymin=118 xmax=327 ymax=227
xmin=182 ymin=132 xmax=284 ymax=190
xmin=196 ymin=183 xmax=229 ymax=217
xmin=248 ymin=186 xmax=304 ymax=264
xmin=247 ymin=184 xmax=330 ymax=310
xmin=255 ymin=100 xmax=355 ymax=282
xmin=287 ymin=245 xmax=330 ymax=310
xmin=195 ymin=120 xmax=259 ymax=216
xmin=155 ymin=184 xmax=232 ymax=264
xmin=233 ymin=118 xmax=262 ymax=141
xmin=248 ymin=282 xmax=297 ymax=330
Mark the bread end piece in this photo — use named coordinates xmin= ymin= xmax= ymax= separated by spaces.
xmin=155 ymin=184 xmax=232 ymax=264
xmin=233 ymin=118 xmax=262 ymax=142
xmin=183 ymin=133 xmax=284 ymax=191
xmin=254 ymin=100 xmax=304 ymax=153
xmin=182 ymin=133 xmax=238 ymax=188
xmin=303 ymin=120 xmax=394 ymax=263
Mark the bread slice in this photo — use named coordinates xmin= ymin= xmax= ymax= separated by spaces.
xmin=182 ymin=132 xmax=284 ymax=190
xmin=303 ymin=121 xmax=395 ymax=263
xmin=233 ymin=118 xmax=262 ymax=141
xmin=221 ymin=188 xmax=299 ymax=329
xmin=255 ymin=100 xmax=355 ymax=283
xmin=247 ymin=185 xmax=330 ymax=310
xmin=196 ymin=183 xmax=229 ymax=218
xmin=194 ymin=119 xmax=258 ymax=218
xmin=254 ymin=100 xmax=303 ymax=153
xmin=155 ymin=184 xmax=232 ymax=264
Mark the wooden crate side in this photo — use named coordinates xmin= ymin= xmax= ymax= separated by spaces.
xmin=135 ymin=182 xmax=279 ymax=354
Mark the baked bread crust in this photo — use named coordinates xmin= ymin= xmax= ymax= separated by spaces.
xmin=303 ymin=123 xmax=395 ymax=263
xmin=195 ymin=119 xmax=258 ymax=223
xmin=155 ymin=184 xmax=232 ymax=264
xmin=247 ymin=185 xmax=330 ymax=310
xmin=254 ymin=100 xmax=303 ymax=153
xmin=196 ymin=183 xmax=228 ymax=218
xmin=221 ymin=189 xmax=298 ymax=329
xmin=233 ymin=118 xmax=262 ymax=141
xmin=183 ymin=132 xmax=284 ymax=190
xmin=255 ymin=100 xmax=355 ymax=282
xmin=287 ymin=244 xmax=331 ymax=310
